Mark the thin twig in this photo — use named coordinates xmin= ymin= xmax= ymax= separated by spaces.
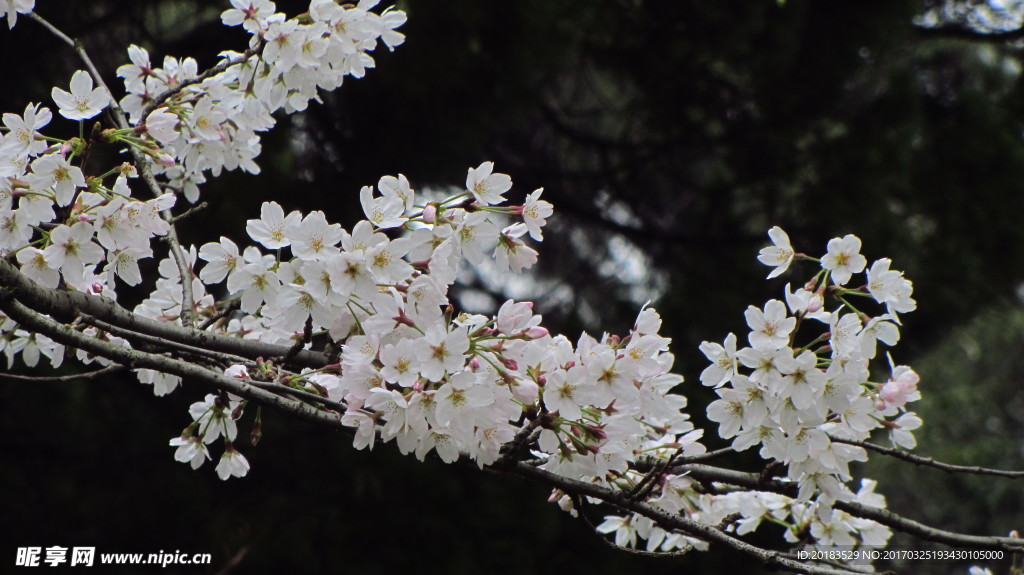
xmin=830 ymin=435 xmax=1024 ymax=479
xmin=198 ymin=299 xmax=240 ymax=331
xmin=169 ymin=201 xmax=208 ymax=224
xmin=0 ymin=364 xmax=123 ymax=382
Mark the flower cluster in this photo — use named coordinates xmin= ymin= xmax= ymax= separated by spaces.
xmin=0 ymin=0 xmax=405 ymax=374
xmin=174 ymin=164 xmax=700 ymax=473
xmin=121 ymin=0 xmax=406 ymax=202
xmin=0 ymin=2 xmax=945 ymax=569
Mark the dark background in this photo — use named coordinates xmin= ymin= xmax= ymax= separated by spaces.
xmin=2 ymin=1 xmax=1024 ymax=573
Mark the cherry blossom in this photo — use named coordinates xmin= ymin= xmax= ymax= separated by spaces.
xmin=51 ymin=70 xmax=109 ymax=121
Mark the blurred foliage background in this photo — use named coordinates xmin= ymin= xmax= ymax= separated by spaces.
xmin=3 ymin=0 xmax=1024 ymax=573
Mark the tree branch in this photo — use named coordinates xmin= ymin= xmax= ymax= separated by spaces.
xmin=830 ymin=435 xmax=1024 ymax=479
xmin=0 ymin=259 xmax=329 ymax=369
xmin=0 ymin=364 xmax=122 ymax=382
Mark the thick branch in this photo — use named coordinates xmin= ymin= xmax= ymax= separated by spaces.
xmin=0 ymin=295 xmax=341 ymax=430
xmin=0 ymin=259 xmax=329 ymax=369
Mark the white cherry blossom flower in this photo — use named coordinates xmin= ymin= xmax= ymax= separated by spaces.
xmin=699 ymin=332 xmax=738 ymax=387
xmin=247 ymin=201 xmax=301 ymax=249
xmin=215 ymin=444 xmax=250 ymax=480
xmin=757 ymin=226 xmax=795 ymax=279
xmin=521 ymin=188 xmax=553 ymax=240
xmin=51 ymin=70 xmax=109 ymax=121
xmin=169 ymin=434 xmax=210 ymax=470
xmin=821 ymin=234 xmax=866 ymax=286
xmin=466 ymin=161 xmax=511 ymax=205
xmin=744 ymin=299 xmax=796 ymax=351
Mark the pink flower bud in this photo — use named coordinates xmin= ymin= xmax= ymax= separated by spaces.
xmin=523 ymin=326 xmax=549 ymax=340
xmin=156 ymin=153 xmax=176 ymax=167
xmin=422 ymin=204 xmax=437 ymax=223
xmin=89 ymin=283 xmax=104 ymax=295
xmin=873 ymin=398 xmax=887 ymax=411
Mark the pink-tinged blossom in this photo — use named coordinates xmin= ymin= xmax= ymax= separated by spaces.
xmin=757 ymin=226 xmax=795 ymax=279
xmin=224 ymin=364 xmax=250 ymax=378
xmin=51 ymin=70 xmax=109 ymax=121
xmin=821 ymin=234 xmax=866 ymax=286
xmin=879 ymin=363 xmax=920 ymax=410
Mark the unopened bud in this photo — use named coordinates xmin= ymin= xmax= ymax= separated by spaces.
xmin=422 ymin=204 xmax=437 ymax=223
xmin=510 ymin=380 xmax=539 ymax=404
xmin=250 ymin=413 xmax=262 ymax=446
xmin=525 ymin=326 xmax=549 ymax=340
